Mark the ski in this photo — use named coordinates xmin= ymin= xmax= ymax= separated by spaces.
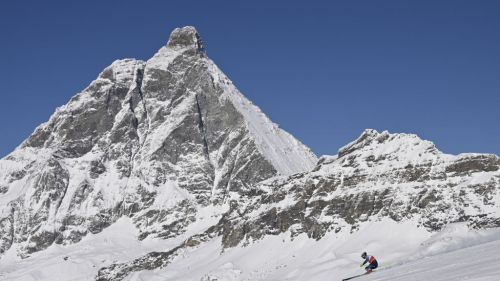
xmin=341 ymin=272 xmax=371 ymax=281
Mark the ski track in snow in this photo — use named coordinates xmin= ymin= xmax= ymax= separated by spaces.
xmin=359 ymin=238 xmax=500 ymax=281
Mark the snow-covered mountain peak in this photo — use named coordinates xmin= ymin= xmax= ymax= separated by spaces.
xmin=166 ymin=25 xmax=204 ymax=53
xmin=308 ymin=129 xmax=458 ymax=179
xmin=0 ymin=26 xmax=319 ymax=259
xmin=337 ymin=129 xmax=440 ymax=163
xmin=338 ymin=129 xmax=389 ymax=157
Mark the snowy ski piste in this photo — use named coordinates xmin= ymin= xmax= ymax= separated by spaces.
xmin=2 ymin=220 xmax=500 ymax=280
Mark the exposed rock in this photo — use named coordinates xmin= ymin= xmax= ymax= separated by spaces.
xmin=0 ymin=26 xmax=317 ymax=259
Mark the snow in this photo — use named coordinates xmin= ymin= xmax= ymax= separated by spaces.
xmin=143 ymin=46 xmax=183 ymax=73
xmin=365 ymin=227 xmax=500 ymax=281
xmin=329 ymin=129 xmax=456 ymax=176
xmin=0 ymin=217 xmax=161 ymax=281
xmin=0 ymin=214 xmax=212 ymax=281
xmin=1 ymin=198 xmax=499 ymax=281
xmin=121 ymin=221 xmax=500 ymax=281
xmin=145 ymin=91 xmax=197 ymax=156
xmin=104 ymin=59 xmax=144 ymax=84
xmin=0 ymin=148 xmax=52 ymax=212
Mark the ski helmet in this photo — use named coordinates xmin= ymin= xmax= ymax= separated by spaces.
xmin=361 ymin=252 xmax=367 ymax=258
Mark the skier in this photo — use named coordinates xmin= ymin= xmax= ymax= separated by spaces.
xmin=341 ymin=253 xmax=380 ymax=280
xmin=360 ymin=252 xmax=378 ymax=273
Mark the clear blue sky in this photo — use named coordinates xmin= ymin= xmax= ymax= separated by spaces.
xmin=1 ymin=0 xmax=499 ymax=158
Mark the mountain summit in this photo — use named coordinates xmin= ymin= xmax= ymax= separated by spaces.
xmin=166 ymin=26 xmax=205 ymax=51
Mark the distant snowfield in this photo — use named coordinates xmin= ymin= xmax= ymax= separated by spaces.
xmin=1 ymin=218 xmax=499 ymax=281
xmin=365 ymin=237 xmax=500 ymax=281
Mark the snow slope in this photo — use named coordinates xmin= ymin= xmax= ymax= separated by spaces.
xmin=117 ymin=222 xmax=500 ymax=281
xmin=359 ymin=227 xmax=500 ymax=281
xmin=3 ymin=220 xmax=499 ymax=280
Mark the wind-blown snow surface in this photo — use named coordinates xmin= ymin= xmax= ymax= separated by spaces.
xmin=1 ymin=220 xmax=499 ymax=280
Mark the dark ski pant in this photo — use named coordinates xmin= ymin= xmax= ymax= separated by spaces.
xmin=365 ymin=260 xmax=378 ymax=271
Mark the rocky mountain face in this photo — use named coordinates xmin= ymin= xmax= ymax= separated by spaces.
xmin=1 ymin=26 xmax=499 ymax=281
xmin=0 ymin=26 xmax=317 ymax=258
xmin=219 ymin=129 xmax=499 ymax=243
xmin=95 ymin=129 xmax=499 ymax=280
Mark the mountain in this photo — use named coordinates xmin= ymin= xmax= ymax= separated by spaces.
xmin=0 ymin=26 xmax=316 ymax=259
xmin=1 ymin=26 xmax=499 ymax=281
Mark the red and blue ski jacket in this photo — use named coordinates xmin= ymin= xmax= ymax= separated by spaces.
xmin=362 ymin=255 xmax=377 ymax=266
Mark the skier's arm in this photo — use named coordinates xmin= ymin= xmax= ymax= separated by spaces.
xmin=360 ymin=259 xmax=368 ymax=266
